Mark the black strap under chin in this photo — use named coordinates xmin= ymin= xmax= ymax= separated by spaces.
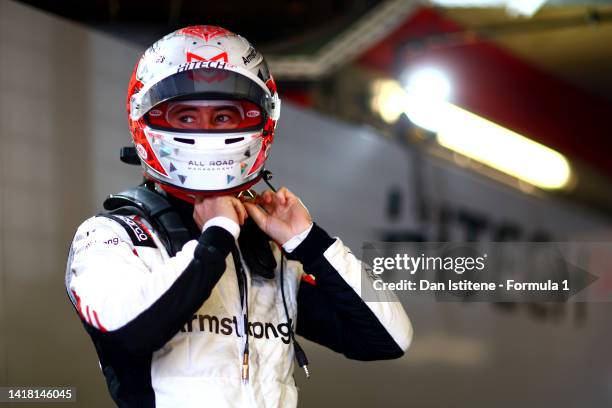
xmin=102 ymin=185 xmax=191 ymax=256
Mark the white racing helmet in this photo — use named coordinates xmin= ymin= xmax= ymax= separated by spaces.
xmin=126 ymin=25 xmax=281 ymax=200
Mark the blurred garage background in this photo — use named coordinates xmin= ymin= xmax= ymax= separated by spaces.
xmin=1 ymin=0 xmax=612 ymax=406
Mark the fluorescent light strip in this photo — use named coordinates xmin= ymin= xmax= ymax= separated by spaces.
xmin=370 ymin=78 xmax=571 ymax=189
xmin=430 ymin=0 xmax=548 ymax=17
xmin=435 ymin=104 xmax=571 ymax=189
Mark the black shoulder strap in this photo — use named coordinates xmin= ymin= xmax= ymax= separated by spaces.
xmin=102 ymin=185 xmax=191 ymax=256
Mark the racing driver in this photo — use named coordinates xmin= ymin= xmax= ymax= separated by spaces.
xmin=65 ymin=25 xmax=413 ymax=408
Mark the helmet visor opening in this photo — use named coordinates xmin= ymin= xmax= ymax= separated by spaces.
xmin=146 ymin=99 xmax=263 ymax=132
xmin=137 ymin=67 xmax=271 ymax=122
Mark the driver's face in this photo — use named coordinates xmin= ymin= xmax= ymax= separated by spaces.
xmin=166 ymin=102 xmax=243 ymax=130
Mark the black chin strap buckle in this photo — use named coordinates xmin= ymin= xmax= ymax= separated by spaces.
xmin=120 ymin=146 xmax=141 ymax=165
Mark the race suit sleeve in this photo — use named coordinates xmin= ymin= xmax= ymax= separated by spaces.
xmin=67 ymin=216 xmax=234 ymax=356
xmin=291 ymin=223 xmax=413 ymax=361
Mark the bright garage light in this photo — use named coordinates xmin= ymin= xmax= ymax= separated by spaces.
xmin=370 ymin=72 xmax=572 ymax=190
xmin=430 ymin=0 xmax=547 ymax=17
xmin=403 ymin=68 xmax=452 ymax=132
xmin=436 ymin=105 xmax=571 ymax=190
xmin=403 ymin=68 xmax=452 ymax=103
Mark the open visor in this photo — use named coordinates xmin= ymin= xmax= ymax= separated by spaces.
xmin=133 ymin=66 xmax=273 ymax=121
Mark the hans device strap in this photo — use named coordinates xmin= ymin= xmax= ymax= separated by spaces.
xmin=102 ymin=185 xmax=191 ymax=256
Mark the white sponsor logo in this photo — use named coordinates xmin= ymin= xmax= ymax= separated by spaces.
xmin=176 ymin=60 xmax=232 ymax=73
xmin=124 ymin=218 xmax=149 ymax=241
xmin=246 ymin=110 xmax=260 ymax=118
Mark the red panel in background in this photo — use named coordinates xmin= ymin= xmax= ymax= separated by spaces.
xmin=359 ymin=7 xmax=612 ymax=177
xmin=281 ymin=89 xmax=313 ymax=108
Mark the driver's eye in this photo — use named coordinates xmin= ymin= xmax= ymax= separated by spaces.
xmin=214 ymin=114 xmax=230 ymax=123
xmin=179 ymin=115 xmax=197 ymax=124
